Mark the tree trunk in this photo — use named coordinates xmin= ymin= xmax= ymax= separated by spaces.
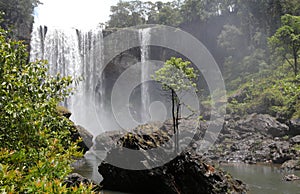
xmin=171 ymin=89 xmax=177 ymax=153
xmin=294 ymin=49 xmax=298 ymax=76
xmin=176 ymin=101 xmax=180 ymax=153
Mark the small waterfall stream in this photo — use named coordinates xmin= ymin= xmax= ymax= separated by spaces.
xmin=140 ymin=28 xmax=151 ymax=124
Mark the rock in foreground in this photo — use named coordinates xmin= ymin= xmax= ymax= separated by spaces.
xmin=99 ymin=151 xmax=247 ymax=194
xmin=98 ymin=123 xmax=247 ymax=194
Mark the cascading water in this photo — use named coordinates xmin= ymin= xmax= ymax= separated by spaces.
xmin=30 ymin=24 xmax=105 ymax=136
xmin=139 ymin=28 xmax=151 ymax=124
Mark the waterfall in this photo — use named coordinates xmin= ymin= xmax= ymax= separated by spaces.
xmin=139 ymin=28 xmax=151 ymax=123
xmin=30 ymin=24 xmax=105 ymax=136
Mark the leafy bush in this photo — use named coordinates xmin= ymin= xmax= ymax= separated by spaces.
xmin=0 ymin=28 xmax=93 ymax=192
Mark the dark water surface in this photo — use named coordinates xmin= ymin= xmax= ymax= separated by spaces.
xmin=73 ymin=152 xmax=300 ymax=194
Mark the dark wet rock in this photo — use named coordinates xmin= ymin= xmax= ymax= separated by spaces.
xmin=281 ymin=160 xmax=300 ymax=170
xmin=288 ymin=119 xmax=300 ymax=136
xmin=63 ymin=173 xmax=102 ymax=191
xmin=290 ymin=135 xmax=300 ymax=144
xmin=283 ymin=174 xmax=300 ymax=181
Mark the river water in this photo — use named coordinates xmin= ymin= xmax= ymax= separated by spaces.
xmin=73 ymin=153 xmax=300 ymax=194
xmin=222 ymin=163 xmax=300 ymax=194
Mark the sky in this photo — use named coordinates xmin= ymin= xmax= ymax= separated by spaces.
xmin=35 ymin=0 xmax=171 ymax=29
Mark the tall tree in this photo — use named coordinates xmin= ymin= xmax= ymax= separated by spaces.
xmin=153 ymin=57 xmax=198 ymax=153
xmin=268 ymin=14 xmax=300 ymax=76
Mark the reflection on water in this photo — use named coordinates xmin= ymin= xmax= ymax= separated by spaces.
xmin=73 ymin=153 xmax=300 ymax=194
xmin=72 ymin=151 xmax=106 ymax=184
xmin=72 ymin=151 xmax=130 ymax=194
xmin=222 ymin=163 xmax=300 ymax=194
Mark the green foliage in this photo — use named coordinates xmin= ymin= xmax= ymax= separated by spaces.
xmin=0 ymin=27 xmax=93 ymax=192
xmin=180 ymin=0 xmax=236 ymax=22
xmin=154 ymin=57 xmax=197 ymax=93
xmin=108 ymin=0 xmax=147 ymax=28
xmin=107 ymin=0 xmax=182 ymax=28
xmin=268 ymin=14 xmax=300 ymax=76
xmin=148 ymin=1 xmax=183 ymax=26
xmin=227 ymin=63 xmax=300 ymax=120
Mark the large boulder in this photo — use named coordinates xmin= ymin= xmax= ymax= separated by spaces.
xmin=235 ymin=114 xmax=289 ymax=137
xmin=99 ymin=151 xmax=247 ymax=194
xmin=97 ymin=122 xmax=247 ymax=194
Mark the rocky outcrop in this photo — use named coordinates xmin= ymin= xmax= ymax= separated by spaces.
xmin=97 ymin=122 xmax=247 ymax=194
